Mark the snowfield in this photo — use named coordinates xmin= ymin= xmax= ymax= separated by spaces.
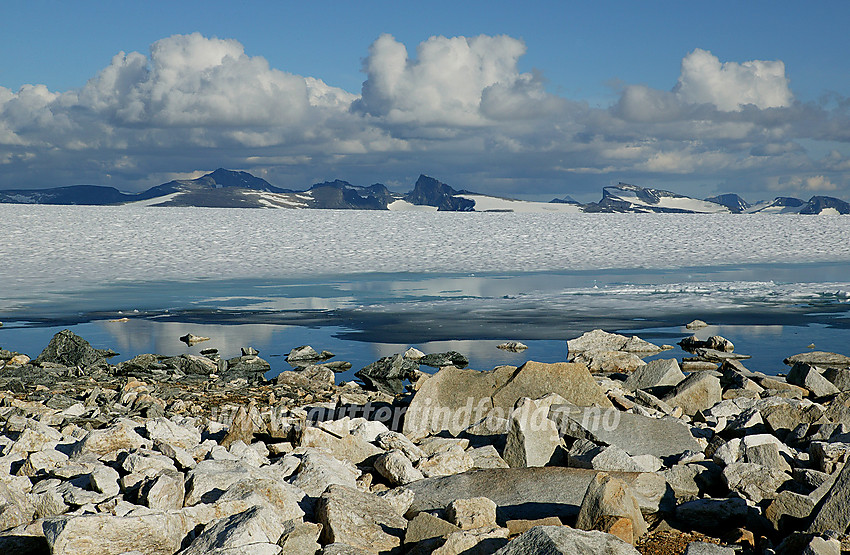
xmin=2 ymin=205 xmax=850 ymax=308
xmin=455 ymin=195 xmax=582 ymax=213
xmin=604 ymin=188 xmax=731 ymax=213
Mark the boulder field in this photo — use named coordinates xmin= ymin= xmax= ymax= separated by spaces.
xmin=0 ymin=328 xmax=849 ymax=554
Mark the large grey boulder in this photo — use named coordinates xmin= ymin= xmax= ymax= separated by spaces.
xmin=575 ymin=473 xmax=647 ymax=544
xmin=567 ymin=440 xmax=645 ymax=473
xmin=34 ymin=329 xmax=116 ymax=368
xmin=503 ymin=398 xmax=562 ymax=468
xmin=550 ymin=405 xmax=702 ymax=459
xmin=567 ymin=329 xmax=662 ymax=357
xmin=662 ymin=371 xmax=722 ymax=416
xmin=289 ymin=450 xmax=360 ymax=498
xmin=43 ymin=512 xmax=195 ymax=555
xmin=145 ymin=418 xmax=201 ymax=450
xmin=405 ymin=467 xmax=669 ymax=522
xmin=0 ymin=479 xmax=35 ymax=531
xmin=178 ymin=506 xmax=284 ymax=555
xmin=70 ymin=419 xmax=148 ymax=456
xmin=298 ymin=427 xmax=383 ymax=465
xmin=316 ymin=484 xmax=407 ymax=553
xmin=405 ymin=512 xmax=461 ymax=545
xmin=808 ymin=451 xmax=850 ymax=534
xmin=622 ymin=359 xmax=685 ymax=392
xmin=355 ymin=353 xmax=418 ymax=395
xmin=571 ymin=351 xmax=646 ymax=373
xmin=403 ymin=362 xmax=611 ymax=440
xmin=494 ymin=526 xmax=640 ymax=554
xmin=721 ymin=462 xmax=791 ymax=503
xmin=784 ymin=352 xmax=850 ymax=368
xmin=675 ymin=497 xmax=748 ymax=529
xmin=787 ymin=363 xmax=840 ymax=398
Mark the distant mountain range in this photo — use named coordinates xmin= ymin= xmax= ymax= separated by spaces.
xmin=1 ymin=169 xmax=848 ymax=215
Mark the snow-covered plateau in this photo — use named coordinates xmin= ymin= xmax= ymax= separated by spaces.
xmin=3 ymin=205 xmax=850 ymax=298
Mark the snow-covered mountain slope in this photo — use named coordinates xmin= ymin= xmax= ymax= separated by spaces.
xmin=587 ymin=183 xmax=730 ymax=213
xmin=455 ymin=195 xmax=583 ymax=213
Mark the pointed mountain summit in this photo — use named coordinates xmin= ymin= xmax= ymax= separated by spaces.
xmin=705 ymin=193 xmax=750 ymax=213
xmin=404 ymin=175 xmax=475 ymax=211
xmin=799 ymin=196 xmax=850 ymax=215
xmin=305 ymin=180 xmax=397 ymax=209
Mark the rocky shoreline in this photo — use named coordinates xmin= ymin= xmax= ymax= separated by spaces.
xmin=1 ymin=327 xmax=850 ymax=554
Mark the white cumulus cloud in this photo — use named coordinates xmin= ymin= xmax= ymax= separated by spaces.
xmin=0 ymin=33 xmax=847 ymax=201
xmin=674 ymin=48 xmax=793 ymax=111
xmin=353 ymin=33 xmax=558 ymax=127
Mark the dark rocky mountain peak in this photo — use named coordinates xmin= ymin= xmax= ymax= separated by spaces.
xmin=549 ymin=195 xmax=581 ymax=205
xmin=404 ymin=175 xmax=474 ymax=211
xmin=705 ymin=193 xmax=750 ymax=213
xmin=202 ymin=168 xmax=280 ymax=191
xmin=0 ymin=185 xmax=134 ymax=205
xmin=773 ymin=197 xmax=805 ymax=207
xmin=800 ymin=196 xmax=850 ymax=215
xmin=602 ymin=182 xmax=688 ymax=205
xmin=309 ymin=179 xmax=354 ymax=191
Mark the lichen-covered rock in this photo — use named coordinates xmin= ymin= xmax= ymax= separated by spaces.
xmin=575 ymin=472 xmax=647 ymax=544
xmin=494 ymin=526 xmax=640 ymax=554
xmin=446 ymin=497 xmax=497 ymax=531
xmin=316 ymin=484 xmax=407 ymax=553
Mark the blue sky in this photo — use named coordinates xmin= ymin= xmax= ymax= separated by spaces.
xmin=2 ymin=1 xmax=849 ymax=202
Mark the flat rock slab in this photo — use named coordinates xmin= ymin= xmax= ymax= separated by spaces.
xmin=403 ymin=361 xmax=611 ymax=440
xmin=404 ymin=467 xmax=669 ymax=523
xmin=494 ymin=525 xmax=640 ymax=554
xmin=623 ymin=359 xmax=685 ymax=392
xmin=550 ymin=406 xmax=702 ymax=459
xmin=316 ymin=484 xmax=407 ymax=553
xmin=785 ymin=351 xmax=850 ymax=368
xmin=43 ymin=512 xmax=195 ymax=555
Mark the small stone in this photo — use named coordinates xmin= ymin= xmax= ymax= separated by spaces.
xmin=220 ymin=405 xmax=254 ymax=449
xmin=446 ymin=497 xmax=497 ymax=530
xmin=374 ymin=450 xmax=424 ymax=486
xmin=497 ymin=342 xmax=528 ymax=352
xmin=416 ymin=447 xmax=475 ymax=478
xmin=405 ymin=512 xmax=461 ymax=545
xmin=89 ymin=465 xmax=121 ymax=497
xmin=179 ymin=333 xmax=210 ymax=346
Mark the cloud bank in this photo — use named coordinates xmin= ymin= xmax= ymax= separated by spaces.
xmin=0 ymin=33 xmax=848 ymax=201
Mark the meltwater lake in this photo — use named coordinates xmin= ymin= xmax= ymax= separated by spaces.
xmin=2 ymin=205 xmax=849 ymax=380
